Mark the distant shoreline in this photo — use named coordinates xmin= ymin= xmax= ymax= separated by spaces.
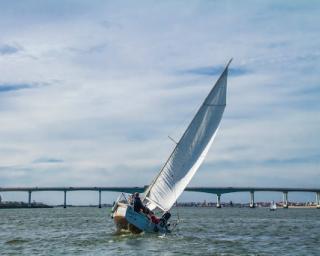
xmin=0 ymin=202 xmax=53 ymax=209
xmin=288 ymin=205 xmax=318 ymax=209
xmin=0 ymin=201 xmax=318 ymax=209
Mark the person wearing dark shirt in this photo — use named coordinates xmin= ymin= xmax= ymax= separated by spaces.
xmin=133 ymin=192 xmax=145 ymax=213
xmin=133 ymin=192 xmax=154 ymax=216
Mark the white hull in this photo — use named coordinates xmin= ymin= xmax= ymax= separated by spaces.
xmin=112 ymin=202 xmax=169 ymax=234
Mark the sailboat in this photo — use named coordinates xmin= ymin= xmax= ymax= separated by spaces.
xmin=111 ymin=59 xmax=232 ymax=234
xmin=270 ymin=201 xmax=277 ymax=211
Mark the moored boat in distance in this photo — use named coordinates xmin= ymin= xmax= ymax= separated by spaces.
xmin=111 ymin=59 xmax=232 ymax=234
xmin=270 ymin=201 xmax=277 ymax=211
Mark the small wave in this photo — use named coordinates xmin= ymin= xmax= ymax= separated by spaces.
xmin=112 ymin=229 xmax=135 ymax=236
xmin=5 ymin=238 xmax=29 ymax=245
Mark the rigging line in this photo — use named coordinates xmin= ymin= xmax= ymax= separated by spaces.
xmin=172 ymin=180 xmax=181 ymax=224
xmin=175 ymin=199 xmax=180 ymax=223
xmin=171 ymin=164 xmax=180 ymax=223
xmin=168 ymin=135 xmax=178 ymax=145
xmin=169 ymin=61 xmax=230 ymax=221
xmin=167 ymin=111 xmax=194 ymax=146
xmin=143 ymin=59 xmax=232 ymax=204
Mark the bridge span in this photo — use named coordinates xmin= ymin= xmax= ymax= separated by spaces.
xmin=1 ymin=186 xmax=319 ymax=209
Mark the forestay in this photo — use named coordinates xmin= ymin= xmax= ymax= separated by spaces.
xmin=144 ymin=60 xmax=232 ymax=211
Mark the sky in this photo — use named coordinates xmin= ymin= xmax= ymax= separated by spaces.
xmin=0 ymin=0 xmax=319 ymax=205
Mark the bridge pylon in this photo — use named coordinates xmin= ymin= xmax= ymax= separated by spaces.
xmin=63 ymin=190 xmax=67 ymax=208
xmin=28 ymin=190 xmax=32 ymax=208
xmin=283 ymin=191 xmax=289 ymax=208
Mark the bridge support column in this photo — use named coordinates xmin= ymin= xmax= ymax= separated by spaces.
xmin=283 ymin=191 xmax=288 ymax=208
xmin=316 ymin=192 xmax=320 ymax=209
xmin=98 ymin=190 xmax=101 ymax=208
xmin=64 ymin=190 xmax=67 ymax=208
xmin=249 ymin=191 xmax=255 ymax=208
xmin=28 ymin=190 xmax=32 ymax=208
xmin=216 ymin=194 xmax=221 ymax=208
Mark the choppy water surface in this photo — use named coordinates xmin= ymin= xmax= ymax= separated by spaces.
xmin=1 ymin=207 xmax=319 ymax=255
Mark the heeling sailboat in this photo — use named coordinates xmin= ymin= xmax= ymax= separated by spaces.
xmin=111 ymin=59 xmax=232 ymax=234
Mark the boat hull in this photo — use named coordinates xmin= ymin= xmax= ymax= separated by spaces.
xmin=112 ymin=202 xmax=167 ymax=234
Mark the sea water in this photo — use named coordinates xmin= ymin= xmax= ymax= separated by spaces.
xmin=1 ymin=207 xmax=319 ymax=255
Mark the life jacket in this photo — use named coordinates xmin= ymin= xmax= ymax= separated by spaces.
xmin=151 ymin=215 xmax=160 ymax=224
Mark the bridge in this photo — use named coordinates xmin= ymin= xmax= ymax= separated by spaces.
xmin=0 ymin=186 xmax=319 ymax=209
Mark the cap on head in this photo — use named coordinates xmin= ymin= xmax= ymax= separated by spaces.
xmin=134 ymin=192 xmax=139 ymax=197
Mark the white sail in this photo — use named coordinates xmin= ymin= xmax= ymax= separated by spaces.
xmin=144 ymin=60 xmax=231 ymax=211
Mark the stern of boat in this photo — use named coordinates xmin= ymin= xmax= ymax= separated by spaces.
xmin=111 ymin=193 xmax=144 ymax=234
xmin=112 ymin=202 xmax=130 ymax=231
xmin=111 ymin=193 xmax=170 ymax=234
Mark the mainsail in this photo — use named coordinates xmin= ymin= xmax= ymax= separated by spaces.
xmin=144 ymin=60 xmax=232 ymax=211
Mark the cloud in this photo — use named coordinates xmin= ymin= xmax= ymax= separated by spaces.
xmin=178 ymin=66 xmax=249 ymax=77
xmin=33 ymin=158 xmax=64 ymax=164
xmin=0 ymin=44 xmax=21 ymax=55
xmin=0 ymin=1 xmax=319 ymax=204
xmin=263 ymin=155 xmax=320 ymax=166
xmin=0 ymin=83 xmax=36 ymax=93
xmin=205 ymin=154 xmax=320 ymax=170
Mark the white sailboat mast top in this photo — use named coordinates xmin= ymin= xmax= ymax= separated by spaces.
xmin=144 ymin=59 xmax=232 ymax=211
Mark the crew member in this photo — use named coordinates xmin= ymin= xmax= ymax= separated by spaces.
xmin=133 ymin=192 xmax=151 ymax=214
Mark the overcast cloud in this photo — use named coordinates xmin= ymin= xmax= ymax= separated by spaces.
xmin=0 ymin=1 xmax=319 ymax=204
